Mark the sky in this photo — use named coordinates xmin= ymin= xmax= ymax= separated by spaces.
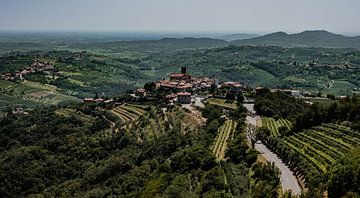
xmin=0 ymin=0 xmax=359 ymax=34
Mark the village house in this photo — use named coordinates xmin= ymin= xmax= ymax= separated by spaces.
xmin=94 ymin=98 xmax=104 ymax=103
xmin=177 ymin=92 xmax=191 ymax=104
xmin=170 ymin=67 xmax=192 ymax=83
xmin=12 ymin=107 xmax=29 ymax=115
xmin=221 ymin=81 xmax=243 ymax=93
xmin=165 ymin=93 xmax=177 ymax=104
xmin=83 ymin=98 xmax=94 ymax=103
xmin=135 ymin=88 xmax=146 ymax=97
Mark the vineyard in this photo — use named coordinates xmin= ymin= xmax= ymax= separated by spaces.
xmin=262 ymin=117 xmax=292 ymax=137
xmin=22 ymin=80 xmax=57 ymax=91
xmin=0 ymin=79 xmax=80 ymax=110
xmin=112 ymin=104 xmax=146 ymax=123
xmin=282 ymin=123 xmax=360 ymax=173
xmin=211 ymin=119 xmax=237 ymax=160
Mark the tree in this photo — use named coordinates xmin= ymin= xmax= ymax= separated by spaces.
xmin=237 ymin=92 xmax=244 ymax=104
xmin=327 ymin=94 xmax=336 ymax=100
xmin=143 ymin=82 xmax=156 ymax=92
xmin=328 ymin=149 xmax=360 ymax=198
xmin=251 ymin=162 xmax=280 ymax=198
xmin=226 ymin=92 xmax=236 ymax=101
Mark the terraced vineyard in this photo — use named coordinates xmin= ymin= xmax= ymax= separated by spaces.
xmin=211 ymin=120 xmax=237 ymax=160
xmin=262 ymin=117 xmax=292 ymax=137
xmin=22 ymin=80 xmax=57 ymax=91
xmin=112 ymin=104 xmax=146 ymax=123
xmin=282 ymin=123 xmax=360 ymax=173
xmin=125 ymin=106 xmax=201 ymax=142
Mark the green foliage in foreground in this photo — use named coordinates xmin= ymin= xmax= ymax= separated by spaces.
xmin=328 ymin=149 xmax=360 ymax=197
xmin=0 ymin=103 xmax=280 ymax=197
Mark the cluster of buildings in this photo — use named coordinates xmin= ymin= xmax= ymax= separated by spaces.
xmin=12 ymin=107 xmax=29 ymax=115
xmin=1 ymin=60 xmax=56 ymax=81
xmin=155 ymin=67 xmax=216 ymax=94
xmin=155 ymin=67 xmax=215 ymax=104
xmin=141 ymin=67 xmax=244 ymax=104
xmin=80 ymin=67 xmax=246 ymax=105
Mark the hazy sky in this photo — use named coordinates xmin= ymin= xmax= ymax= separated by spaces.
xmin=1 ymin=0 xmax=359 ymax=33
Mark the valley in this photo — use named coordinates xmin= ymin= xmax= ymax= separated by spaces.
xmin=0 ymin=31 xmax=360 ymax=198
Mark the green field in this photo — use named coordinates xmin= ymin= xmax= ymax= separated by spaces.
xmin=207 ymin=98 xmax=237 ymax=109
xmin=322 ymin=80 xmax=358 ymax=96
xmin=211 ymin=119 xmax=237 ymax=160
xmin=261 ymin=117 xmax=292 ymax=137
xmin=0 ymin=79 xmax=80 ymax=111
xmin=282 ymin=123 xmax=360 ymax=173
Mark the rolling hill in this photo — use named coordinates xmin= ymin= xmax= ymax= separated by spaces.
xmin=231 ymin=30 xmax=360 ymax=48
xmin=215 ymin=33 xmax=259 ymax=41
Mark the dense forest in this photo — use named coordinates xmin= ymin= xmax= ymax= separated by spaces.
xmin=0 ymin=102 xmax=283 ymax=197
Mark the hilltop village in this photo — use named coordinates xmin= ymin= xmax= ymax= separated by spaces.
xmin=83 ymin=67 xmax=246 ymax=105
xmin=0 ymin=60 xmax=58 ymax=81
xmin=0 ymin=57 xmax=332 ymax=113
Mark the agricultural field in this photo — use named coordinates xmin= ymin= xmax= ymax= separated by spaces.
xmin=0 ymin=79 xmax=80 ymax=112
xmin=22 ymin=80 xmax=57 ymax=91
xmin=282 ymin=123 xmax=360 ymax=173
xmin=111 ymin=104 xmax=147 ymax=123
xmin=261 ymin=117 xmax=292 ymax=137
xmin=118 ymin=106 xmax=202 ymax=142
xmin=321 ymin=80 xmax=358 ymax=96
xmin=211 ymin=119 xmax=237 ymax=160
xmin=207 ymin=98 xmax=237 ymax=110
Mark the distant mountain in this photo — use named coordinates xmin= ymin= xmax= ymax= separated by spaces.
xmin=231 ymin=30 xmax=360 ymax=48
xmin=215 ymin=33 xmax=259 ymax=41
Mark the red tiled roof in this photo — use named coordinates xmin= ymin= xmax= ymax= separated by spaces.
xmin=177 ymin=92 xmax=191 ymax=96
xmin=170 ymin=73 xmax=191 ymax=78
xmin=166 ymin=93 xmax=177 ymax=99
xmin=83 ymin=98 xmax=94 ymax=101
xmin=161 ymin=84 xmax=176 ymax=88
xmin=136 ymin=88 xmax=146 ymax=93
xmin=177 ymin=85 xmax=192 ymax=89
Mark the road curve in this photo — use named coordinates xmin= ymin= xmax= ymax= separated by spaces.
xmin=244 ymin=104 xmax=301 ymax=195
xmin=255 ymin=142 xmax=302 ymax=195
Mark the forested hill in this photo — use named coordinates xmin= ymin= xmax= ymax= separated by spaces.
xmin=214 ymin=33 xmax=259 ymax=41
xmin=231 ymin=30 xmax=360 ymax=48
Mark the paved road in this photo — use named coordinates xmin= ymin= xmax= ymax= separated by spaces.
xmin=244 ymin=104 xmax=301 ymax=195
xmin=255 ymin=142 xmax=302 ymax=195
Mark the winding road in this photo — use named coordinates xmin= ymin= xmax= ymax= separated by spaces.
xmin=244 ymin=103 xmax=302 ymax=195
